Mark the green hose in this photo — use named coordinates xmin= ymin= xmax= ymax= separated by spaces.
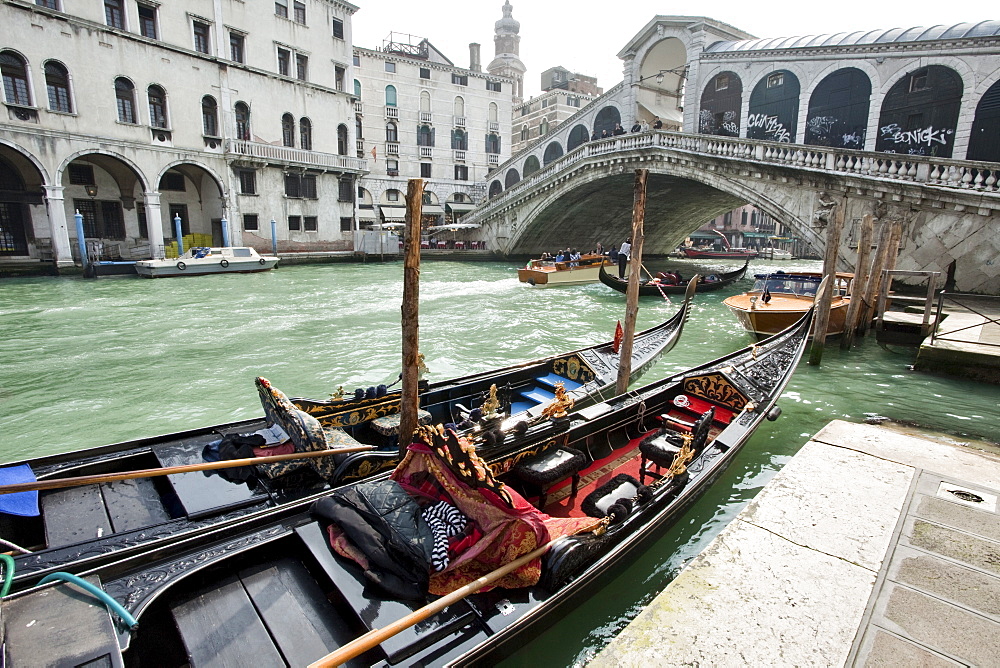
xmin=38 ymin=571 xmax=138 ymax=629
xmin=0 ymin=553 xmax=14 ymax=597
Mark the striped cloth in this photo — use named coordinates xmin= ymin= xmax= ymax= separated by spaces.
xmin=421 ymin=501 xmax=468 ymax=572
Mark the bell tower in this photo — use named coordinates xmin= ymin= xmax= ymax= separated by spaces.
xmin=486 ymin=1 xmax=526 ymax=104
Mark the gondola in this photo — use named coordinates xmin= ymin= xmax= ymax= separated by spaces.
xmin=0 ymin=283 xmax=697 ymax=593
xmin=599 ymin=259 xmax=748 ymax=296
xmin=0 ymin=301 xmax=814 ymax=668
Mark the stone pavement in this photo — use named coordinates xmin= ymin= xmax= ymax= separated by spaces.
xmin=916 ymin=297 xmax=1000 ymax=383
xmin=590 ymin=420 xmax=1000 ymax=667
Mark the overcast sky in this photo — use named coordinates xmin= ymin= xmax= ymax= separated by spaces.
xmin=351 ymin=2 xmax=994 ymax=98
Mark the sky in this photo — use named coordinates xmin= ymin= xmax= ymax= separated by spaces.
xmin=350 ymin=1 xmax=995 ymax=98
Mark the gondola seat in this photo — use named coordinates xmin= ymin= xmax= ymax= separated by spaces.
xmin=639 ymin=407 xmax=715 ymax=484
xmin=511 ymin=446 xmax=587 ymax=509
xmin=255 ymin=377 xmax=363 ymax=480
xmin=581 ymin=474 xmax=646 ymax=519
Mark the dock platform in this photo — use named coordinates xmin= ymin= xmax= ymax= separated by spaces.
xmin=591 ymin=419 xmax=1000 ymax=667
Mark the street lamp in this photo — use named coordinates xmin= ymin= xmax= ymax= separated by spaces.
xmin=84 ymin=184 xmax=98 ymax=198
xmin=636 ymin=66 xmax=689 ymax=87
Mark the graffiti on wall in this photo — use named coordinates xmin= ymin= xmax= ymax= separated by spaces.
xmin=747 ymin=113 xmax=791 ymax=142
xmin=879 ymin=123 xmax=954 ymax=155
xmin=806 ymin=115 xmax=865 ymax=149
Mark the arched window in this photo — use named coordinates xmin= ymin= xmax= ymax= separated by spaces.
xmin=385 ymin=121 xmax=397 ymax=142
xmin=593 ymin=106 xmax=621 ymax=137
xmin=281 ymin=113 xmax=295 ymax=147
xmin=523 ymin=155 xmax=540 ymax=177
xmin=451 ymin=128 xmax=467 ymax=150
xmin=699 ymin=72 xmax=743 ymax=137
xmin=1 ymin=51 xmax=31 ymax=106
xmin=417 ymin=125 xmax=434 ymax=147
xmin=567 ymin=124 xmax=589 ymax=151
xmin=804 ymin=68 xmax=870 ymax=149
xmin=747 ymin=70 xmax=800 ymax=143
xmin=337 ymin=124 xmax=348 ymax=155
xmin=385 ymin=84 xmax=397 ymax=107
xmin=485 ymin=133 xmax=500 ymax=154
xmin=235 ymin=101 xmax=251 ymax=140
xmin=875 ymin=66 xmax=962 ymax=158
xmin=488 ymin=102 xmax=498 ymax=123
xmin=539 ymin=117 xmax=549 ymax=135
xmin=300 ymin=117 xmax=312 ymax=150
xmin=454 ymin=96 xmax=465 ymax=118
xmin=201 ymin=95 xmax=218 ymax=136
xmin=354 ymin=79 xmax=361 ymax=98
xmin=968 ymin=79 xmax=1000 ymax=162
xmin=147 ymin=84 xmax=167 ymax=129
xmin=44 ymin=61 xmax=71 ymax=113
xmin=520 ymin=125 xmax=529 ymax=141
xmin=114 ymin=77 xmax=136 ymax=124
xmin=505 ymin=168 xmax=520 ymax=188
xmin=420 ymin=90 xmax=431 ymax=112
xmin=543 ymin=141 xmax=563 ymax=165
xmin=488 ymin=180 xmax=503 ymax=199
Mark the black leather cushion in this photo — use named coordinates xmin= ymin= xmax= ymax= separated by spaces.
xmin=638 ymin=430 xmax=686 ymax=468
xmin=581 ymin=474 xmax=644 ymax=518
xmin=512 ymin=447 xmax=586 ymax=486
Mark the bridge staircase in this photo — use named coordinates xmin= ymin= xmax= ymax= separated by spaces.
xmin=875 ymin=270 xmax=942 ymax=345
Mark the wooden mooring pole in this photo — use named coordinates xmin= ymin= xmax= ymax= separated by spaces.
xmin=808 ymin=198 xmax=845 ymax=366
xmin=399 ymin=178 xmax=424 ymax=456
xmin=615 ymin=169 xmax=648 ymax=395
xmin=856 ymin=221 xmax=894 ymax=338
xmin=840 ymin=214 xmax=874 ymax=349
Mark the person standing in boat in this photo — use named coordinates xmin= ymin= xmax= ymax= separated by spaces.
xmin=618 ymin=238 xmax=631 ymax=279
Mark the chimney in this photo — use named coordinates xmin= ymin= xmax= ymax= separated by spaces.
xmin=469 ymin=43 xmax=481 ymax=72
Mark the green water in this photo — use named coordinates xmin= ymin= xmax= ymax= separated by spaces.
xmin=1 ymin=259 xmax=997 ymax=664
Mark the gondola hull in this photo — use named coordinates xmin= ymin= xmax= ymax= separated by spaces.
xmin=598 ymin=260 xmax=748 ymax=296
xmin=0 ymin=305 xmax=813 ymax=668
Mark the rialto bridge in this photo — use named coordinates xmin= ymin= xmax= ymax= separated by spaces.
xmin=466 ymin=16 xmax=1000 ymax=294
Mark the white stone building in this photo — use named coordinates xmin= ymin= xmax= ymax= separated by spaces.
xmin=0 ymin=0 xmax=364 ymax=268
xmin=512 ymin=88 xmax=599 ymax=156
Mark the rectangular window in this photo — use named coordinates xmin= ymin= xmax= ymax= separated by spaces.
xmin=76 ymin=199 xmax=125 ymax=239
xmin=137 ymin=202 xmax=148 ymax=238
xmin=454 ymin=165 xmax=468 ymax=181
xmin=766 ymin=72 xmax=784 ymax=89
xmin=193 ymin=21 xmax=210 ymax=54
xmin=36 ymin=0 xmax=59 ymax=8
xmin=339 ymin=217 xmax=353 ymax=232
xmin=486 ymin=80 xmax=501 ymax=92
xmin=295 ymin=54 xmax=308 ymax=81
xmin=420 ymin=163 xmax=431 ymax=178
xmin=385 ymin=62 xmax=396 ymax=73
xmin=274 ymin=0 xmax=287 ymax=18
xmin=277 ymin=48 xmax=290 ymax=76
xmin=68 ymin=164 xmax=95 ymax=185
xmin=420 ymin=68 xmax=431 ymax=80
xmin=230 ymin=33 xmax=245 ymax=63
xmin=243 ymin=213 xmax=259 ymax=231
xmin=284 ymin=173 xmax=300 ymax=198
xmin=332 ymin=18 xmax=344 ymax=39
xmin=451 ymin=74 xmax=467 ymax=86
xmin=293 ymin=1 xmax=305 ymax=24
xmin=353 ymin=54 xmax=360 ymax=66
xmin=287 ymin=215 xmax=301 ymax=231
xmin=716 ymin=75 xmax=729 ymax=91
xmin=104 ymin=0 xmax=124 ymax=29
xmin=138 ymin=4 xmax=157 ymax=39
xmin=238 ymin=169 xmax=256 ymax=195
xmin=305 ymin=216 xmax=318 ymax=231
xmin=160 ymin=172 xmax=185 ymax=191
xmin=338 ymin=179 xmax=354 ymax=202
xmin=386 ymin=160 xmax=399 ymax=176
xmin=910 ymin=69 xmax=929 ymax=92
xmin=335 ymin=66 xmax=345 ymax=91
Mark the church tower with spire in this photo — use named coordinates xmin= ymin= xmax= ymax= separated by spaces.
xmin=487 ymin=1 xmax=526 ymax=104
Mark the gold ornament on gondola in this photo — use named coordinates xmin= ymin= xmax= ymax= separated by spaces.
xmin=667 ymin=432 xmax=694 ymax=478
xmin=330 ymin=386 xmax=345 ymax=400
xmin=481 ymin=384 xmax=500 ymax=419
xmin=417 ymin=353 xmax=428 ymax=380
xmin=541 ymin=382 xmax=574 ymax=419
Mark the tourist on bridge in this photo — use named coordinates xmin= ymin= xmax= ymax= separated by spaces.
xmin=630 ymin=121 xmax=642 ymax=133
xmin=613 ymin=123 xmax=626 ymax=136
xmin=618 ymin=238 xmax=631 ymax=279
xmin=653 ymin=116 xmax=662 ymax=129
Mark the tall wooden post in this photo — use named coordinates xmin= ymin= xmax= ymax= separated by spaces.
xmin=615 ymin=169 xmax=647 ymax=394
xmin=841 ymin=214 xmax=874 ymax=349
xmin=399 ymin=179 xmax=424 ymax=456
xmin=808 ymin=198 xmax=845 ymax=366
xmin=857 ymin=221 xmax=893 ymax=338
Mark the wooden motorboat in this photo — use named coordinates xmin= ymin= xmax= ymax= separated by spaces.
xmin=0 ymin=304 xmax=814 ymax=668
xmin=724 ymin=271 xmax=853 ymax=337
xmin=518 ymin=253 xmax=618 ymax=287
xmin=680 ymin=246 xmax=758 ymax=260
xmin=134 ymin=246 xmax=279 ymax=277
xmin=0 ymin=286 xmax=696 ymax=592
xmin=599 ymin=260 xmax=748 ymax=296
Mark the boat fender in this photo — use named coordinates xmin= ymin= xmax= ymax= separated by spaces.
xmin=259 ymin=258 xmax=266 ymax=265
xmin=635 ymin=485 xmax=653 ymax=503
xmin=365 ymin=386 xmax=377 ymax=399
xmin=376 ymin=384 xmax=387 ymax=397
xmin=220 ymin=259 xmax=229 ymax=268
xmin=354 ymin=388 xmax=365 ymax=400
xmin=482 ymin=430 xmax=497 ymax=447
xmin=607 ymin=498 xmax=633 ymax=523
xmin=513 ymin=420 xmax=529 ymax=434
xmin=176 ymin=261 xmax=186 ymax=270
xmin=766 ymin=405 xmax=782 ymax=421
xmin=526 ymin=278 xmax=536 ymax=286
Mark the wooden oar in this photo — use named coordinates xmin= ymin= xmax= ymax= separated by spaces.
xmin=0 ymin=445 xmax=375 ymax=495
xmin=308 ymin=518 xmax=605 ymax=668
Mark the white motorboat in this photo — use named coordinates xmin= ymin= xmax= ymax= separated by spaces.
xmin=134 ymin=246 xmax=279 ymax=278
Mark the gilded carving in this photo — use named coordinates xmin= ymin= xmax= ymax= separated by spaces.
xmin=683 ymin=373 xmax=748 ymax=410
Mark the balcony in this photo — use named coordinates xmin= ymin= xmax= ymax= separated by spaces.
xmin=454 ymin=150 xmax=466 ymax=162
xmin=356 ymin=139 xmax=365 ymax=153
xmin=225 ymin=139 xmax=367 ymax=173
xmin=488 ymin=121 xmax=500 ymax=132
xmin=354 ymin=101 xmax=363 ymax=114
xmin=386 ymin=142 xmax=399 ymax=155
xmin=454 ymin=116 xmax=466 ymax=127
xmin=385 ymin=106 xmax=399 ymax=119
xmin=488 ymin=153 xmax=499 ymax=166
xmin=419 ymin=146 xmax=433 ymax=159
xmin=419 ymin=111 xmax=433 ymax=123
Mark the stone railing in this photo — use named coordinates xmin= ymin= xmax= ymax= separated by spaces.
xmin=226 ymin=139 xmax=368 ymax=173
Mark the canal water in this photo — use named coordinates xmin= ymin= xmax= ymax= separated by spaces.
xmin=1 ymin=258 xmax=998 ymax=664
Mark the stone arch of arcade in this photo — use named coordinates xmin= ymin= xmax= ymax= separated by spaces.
xmin=0 ymin=140 xmax=49 ymax=258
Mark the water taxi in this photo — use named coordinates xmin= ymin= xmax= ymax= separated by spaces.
xmin=134 ymin=246 xmax=279 ymax=277
xmin=724 ymin=271 xmax=853 ymax=337
xmin=518 ymin=253 xmax=617 ymax=287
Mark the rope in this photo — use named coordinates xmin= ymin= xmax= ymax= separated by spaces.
xmin=0 ymin=537 xmax=33 ymax=554
xmin=38 ymin=572 xmax=138 ymax=628
xmin=0 ymin=553 xmax=14 ymax=597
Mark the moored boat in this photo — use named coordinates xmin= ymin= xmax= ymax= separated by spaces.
xmin=724 ymin=270 xmax=853 ymax=337
xmin=758 ymin=246 xmax=794 ymax=260
xmin=680 ymin=246 xmax=758 ymax=260
xmin=0 ymin=305 xmax=814 ymax=668
xmin=599 ymin=260 xmax=748 ymax=296
xmin=134 ymin=246 xmax=279 ymax=277
xmin=517 ymin=253 xmax=617 ymax=287
xmin=0 ymin=287 xmax=695 ymax=592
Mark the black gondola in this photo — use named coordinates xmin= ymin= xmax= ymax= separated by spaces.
xmin=0 ymin=302 xmax=813 ymax=668
xmin=599 ymin=258 xmax=748 ymax=296
xmin=0 ymin=284 xmax=697 ymax=593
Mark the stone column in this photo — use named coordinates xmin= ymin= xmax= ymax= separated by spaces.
xmin=42 ymin=185 xmax=73 ymax=265
xmin=143 ymin=191 xmax=165 ymax=259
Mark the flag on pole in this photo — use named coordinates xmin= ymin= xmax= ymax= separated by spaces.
xmin=612 ymin=320 xmax=624 ymax=354
xmin=370 ymin=146 xmax=377 ymax=161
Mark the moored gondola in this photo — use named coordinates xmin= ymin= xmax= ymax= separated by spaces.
xmin=599 ymin=259 xmax=748 ymax=296
xmin=0 ymin=284 xmax=696 ymax=593
xmin=0 ymin=302 xmax=813 ymax=667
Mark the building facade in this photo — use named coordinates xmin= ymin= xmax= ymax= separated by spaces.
xmin=512 ymin=88 xmax=599 ymax=156
xmin=0 ymin=0 xmax=364 ymax=267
